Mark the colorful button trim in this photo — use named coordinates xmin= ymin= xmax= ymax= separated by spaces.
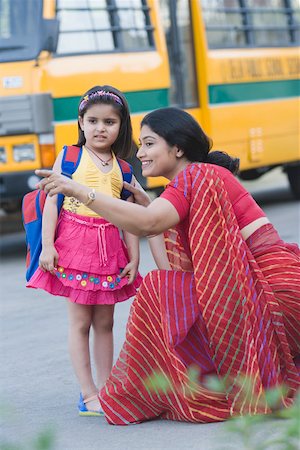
xmin=53 ymin=266 xmax=124 ymax=289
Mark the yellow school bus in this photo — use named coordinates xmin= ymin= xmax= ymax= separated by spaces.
xmin=158 ymin=0 xmax=300 ymax=196
xmin=0 ymin=0 xmax=170 ymax=212
xmin=0 ymin=0 xmax=299 ymax=213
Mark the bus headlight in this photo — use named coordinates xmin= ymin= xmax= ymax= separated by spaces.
xmin=0 ymin=147 xmax=6 ymax=163
xmin=13 ymin=144 xmax=35 ymax=162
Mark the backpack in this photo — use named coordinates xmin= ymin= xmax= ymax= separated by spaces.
xmin=22 ymin=145 xmax=133 ymax=281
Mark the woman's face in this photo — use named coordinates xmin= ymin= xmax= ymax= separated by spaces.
xmin=137 ymin=125 xmax=181 ymax=180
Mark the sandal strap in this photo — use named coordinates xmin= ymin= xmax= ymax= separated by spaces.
xmin=83 ymin=394 xmax=99 ymax=404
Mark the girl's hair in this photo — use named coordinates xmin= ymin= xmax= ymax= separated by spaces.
xmin=141 ymin=107 xmax=239 ymax=174
xmin=76 ymin=85 xmax=133 ymax=159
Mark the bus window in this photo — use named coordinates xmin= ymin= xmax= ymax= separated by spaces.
xmin=291 ymin=0 xmax=300 ymax=42
xmin=116 ymin=0 xmax=154 ymax=49
xmin=56 ymin=0 xmax=154 ymax=55
xmin=202 ymin=0 xmax=300 ymax=48
xmin=159 ymin=0 xmax=198 ymax=108
xmin=0 ymin=0 xmax=43 ymax=62
xmin=202 ymin=0 xmax=246 ymax=48
xmin=247 ymin=0 xmax=294 ymax=46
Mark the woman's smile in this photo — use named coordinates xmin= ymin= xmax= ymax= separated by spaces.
xmin=141 ymin=160 xmax=152 ymax=168
xmin=138 ymin=125 xmax=188 ymax=180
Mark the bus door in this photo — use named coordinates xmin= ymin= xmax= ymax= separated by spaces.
xmin=159 ymin=0 xmax=200 ymax=117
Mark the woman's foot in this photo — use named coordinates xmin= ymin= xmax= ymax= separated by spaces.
xmin=78 ymin=393 xmax=104 ymax=416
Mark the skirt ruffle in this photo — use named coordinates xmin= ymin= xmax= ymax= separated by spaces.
xmin=27 ymin=210 xmax=142 ymax=305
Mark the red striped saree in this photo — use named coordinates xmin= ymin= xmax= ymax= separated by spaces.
xmin=100 ymin=164 xmax=300 ymax=424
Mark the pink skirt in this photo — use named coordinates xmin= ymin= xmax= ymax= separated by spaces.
xmin=27 ymin=210 xmax=142 ymax=305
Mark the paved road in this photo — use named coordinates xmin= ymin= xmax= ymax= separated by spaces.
xmin=0 ymin=169 xmax=299 ymax=450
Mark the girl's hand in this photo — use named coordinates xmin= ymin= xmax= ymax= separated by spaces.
xmin=120 ymin=261 xmax=139 ymax=285
xmin=123 ymin=176 xmax=152 ymax=207
xmin=39 ymin=245 xmax=59 ymax=274
xmin=35 ymin=169 xmax=80 ymax=198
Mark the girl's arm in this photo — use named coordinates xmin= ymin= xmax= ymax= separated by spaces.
xmin=147 ymin=234 xmax=171 ymax=270
xmin=121 ymin=196 xmax=140 ymax=284
xmin=39 ymin=194 xmax=59 ymax=273
xmin=35 ymin=170 xmax=181 ymax=236
xmin=38 ymin=152 xmax=63 ymax=273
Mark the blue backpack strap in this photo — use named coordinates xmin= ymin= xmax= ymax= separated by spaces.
xmin=61 ymin=145 xmax=82 ymax=178
xmin=57 ymin=145 xmax=82 ymax=209
xmin=117 ymin=158 xmax=133 ymax=200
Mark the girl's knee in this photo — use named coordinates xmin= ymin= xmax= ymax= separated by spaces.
xmin=93 ymin=306 xmax=114 ymax=332
xmin=68 ymin=303 xmax=93 ymax=334
xmin=74 ymin=318 xmax=92 ymax=335
xmin=96 ymin=316 xmax=114 ymax=332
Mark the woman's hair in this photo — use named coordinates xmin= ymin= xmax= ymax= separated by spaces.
xmin=76 ymin=85 xmax=133 ymax=159
xmin=141 ymin=107 xmax=239 ymax=174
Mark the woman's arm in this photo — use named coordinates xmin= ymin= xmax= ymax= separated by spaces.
xmin=35 ymin=170 xmax=180 ymax=236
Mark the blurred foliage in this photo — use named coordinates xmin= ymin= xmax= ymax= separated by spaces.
xmin=144 ymin=368 xmax=300 ymax=450
xmin=0 ymin=428 xmax=55 ymax=450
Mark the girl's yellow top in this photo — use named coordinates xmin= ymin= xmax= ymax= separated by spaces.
xmin=62 ymin=147 xmax=123 ymax=217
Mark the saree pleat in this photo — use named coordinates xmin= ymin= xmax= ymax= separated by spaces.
xmin=100 ymin=164 xmax=300 ymax=424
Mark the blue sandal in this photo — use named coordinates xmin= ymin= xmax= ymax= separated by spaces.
xmin=78 ymin=393 xmax=104 ymax=416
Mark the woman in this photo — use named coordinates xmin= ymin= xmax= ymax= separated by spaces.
xmin=36 ymin=107 xmax=300 ymax=424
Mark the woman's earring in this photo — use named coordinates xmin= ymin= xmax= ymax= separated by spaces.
xmin=176 ymin=147 xmax=184 ymax=158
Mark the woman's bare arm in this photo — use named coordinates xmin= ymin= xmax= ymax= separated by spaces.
xmin=35 ymin=170 xmax=180 ymax=236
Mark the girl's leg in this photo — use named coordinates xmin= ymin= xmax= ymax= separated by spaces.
xmin=67 ymin=301 xmax=98 ymax=405
xmin=92 ymin=305 xmax=115 ymax=389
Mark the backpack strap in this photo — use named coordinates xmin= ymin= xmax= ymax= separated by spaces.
xmin=61 ymin=145 xmax=82 ymax=178
xmin=117 ymin=158 xmax=133 ymax=201
xmin=56 ymin=145 xmax=82 ymax=209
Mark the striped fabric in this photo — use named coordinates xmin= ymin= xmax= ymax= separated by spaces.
xmin=246 ymin=224 xmax=300 ymax=358
xmin=100 ymin=164 xmax=300 ymax=424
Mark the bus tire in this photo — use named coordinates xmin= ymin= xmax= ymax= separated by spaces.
xmin=286 ymin=164 xmax=300 ymax=199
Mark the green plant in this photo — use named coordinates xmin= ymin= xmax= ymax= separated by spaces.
xmin=143 ymin=369 xmax=300 ymax=450
xmin=0 ymin=428 xmax=55 ymax=450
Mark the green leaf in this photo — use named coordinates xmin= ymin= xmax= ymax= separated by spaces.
xmin=203 ymin=375 xmax=225 ymax=392
xmin=33 ymin=429 xmax=55 ymax=450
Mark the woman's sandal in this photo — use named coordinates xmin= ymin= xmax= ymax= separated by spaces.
xmin=78 ymin=393 xmax=104 ymax=416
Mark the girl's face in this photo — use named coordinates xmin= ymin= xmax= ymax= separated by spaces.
xmin=79 ymin=103 xmax=121 ymax=153
xmin=137 ymin=125 xmax=183 ymax=180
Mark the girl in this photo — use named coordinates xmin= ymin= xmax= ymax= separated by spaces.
xmin=27 ymin=85 xmax=142 ymax=416
xmin=36 ymin=107 xmax=300 ymax=424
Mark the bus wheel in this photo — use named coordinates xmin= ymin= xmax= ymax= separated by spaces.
xmin=286 ymin=164 xmax=300 ymax=199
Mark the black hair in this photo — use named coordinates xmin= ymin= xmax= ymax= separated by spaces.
xmin=76 ymin=85 xmax=133 ymax=159
xmin=141 ymin=107 xmax=239 ymax=175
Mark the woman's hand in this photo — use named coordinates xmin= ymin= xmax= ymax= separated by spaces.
xmin=123 ymin=176 xmax=152 ymax=207
xmin=35 ymin=169 xmax=81 ymax=198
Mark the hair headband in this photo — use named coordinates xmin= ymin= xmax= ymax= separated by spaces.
xmin=79 ymin=90 xmax=123 ymax=111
